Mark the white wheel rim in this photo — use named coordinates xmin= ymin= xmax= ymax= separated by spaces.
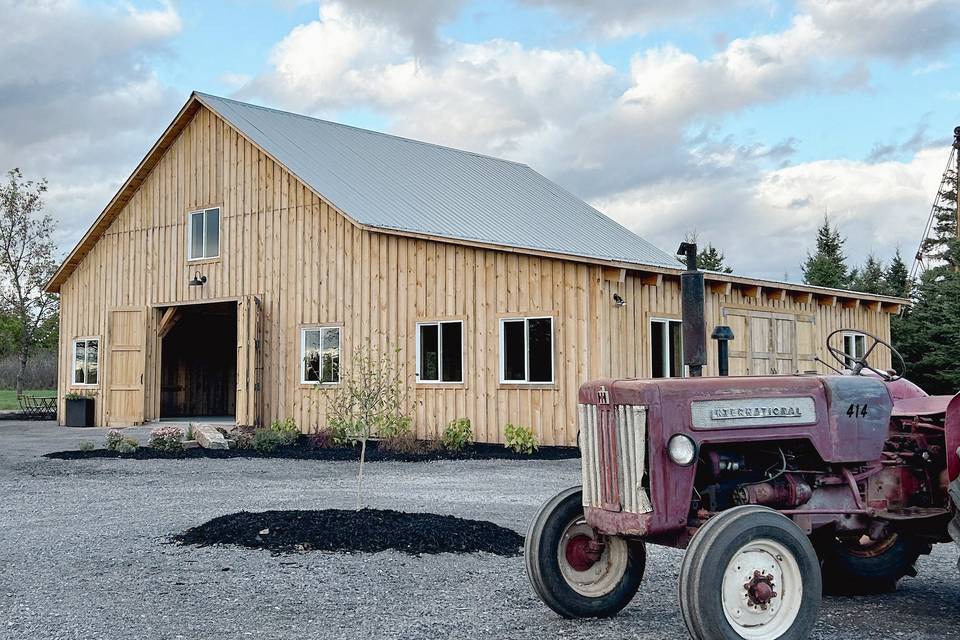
xmin=557 ymin=518 xmax=629 ymax=597
xmin=721 ymin=538 xmax=803 ymax=640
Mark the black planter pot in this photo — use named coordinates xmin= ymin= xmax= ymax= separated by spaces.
xmin=64 ymin=397 xmax=95 ymax=427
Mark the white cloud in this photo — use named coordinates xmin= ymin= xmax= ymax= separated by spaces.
xmin=597 ymin=146 xmax=947 ymax=280
xmin=0 ymin=0 xmax=183 ymax=250
xmin=798 ymin=0 xmax=960 ymax=58
xmin=517 ymin=0 xmax=756 ymax=39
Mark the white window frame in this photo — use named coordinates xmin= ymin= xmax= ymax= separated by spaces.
xmin=650 ymin=317 xmax=684 ymax=379
xmin=415 ymin=320 xmax=465 ymax=384
xmin=72 ymin=337 xmax=100 ymax=386
xmin=187 ymin=206 xmax=221 ymax=261
xmin=842 ymin=331 xmax=867 ymax=369
xmin=300 ymin=326 xmax=341 ymax=385
xmin=499 ymin=316 xmax=555 ymax=384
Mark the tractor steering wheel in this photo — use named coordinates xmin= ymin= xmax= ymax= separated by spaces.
xmin=825 ymin=329 xmax=906 ymax=382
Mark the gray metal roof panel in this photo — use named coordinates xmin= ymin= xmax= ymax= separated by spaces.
xmin=196 ymin=92 xmax=681 ymax=269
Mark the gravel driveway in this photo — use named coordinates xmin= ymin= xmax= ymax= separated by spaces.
xmin=0 ymin=421 xmax=957 ymax=640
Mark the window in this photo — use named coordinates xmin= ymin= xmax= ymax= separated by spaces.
xmin=500 ymin=317 xmax=554 ymax=383
xmin=72 ymin=338 xmax=99 ymax=385
xmin=650 ymin=319 xmax=683 ymax=378
xmin=842 ymin=332 xmax=866 ymax=369
xmin=188 ymin=207 xmax=220 ymax=260
xmin=416 ymin=321 xmax=463 ymax=383
xmin=301 ymin=327 xmax=341 ymax=384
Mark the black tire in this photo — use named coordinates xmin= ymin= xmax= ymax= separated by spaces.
xmin=679 ymin=506 xmax=822 ymax=640
xmin=818 ymin=532 xmax=927 ymax=595
xmin=524 ymin=486 xmax=645 ymax=619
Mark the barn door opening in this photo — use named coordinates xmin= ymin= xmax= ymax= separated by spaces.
xmin=107 ymin=308 xmax=147 ymax=426
xmin=236 ymin=295 xmax=263 ymax=428
xmin=159 ymin=302 xmax=237 ymax=420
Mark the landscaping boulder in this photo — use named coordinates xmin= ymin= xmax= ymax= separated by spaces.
xmin=193 ymin=424 xmax=229 ymax=450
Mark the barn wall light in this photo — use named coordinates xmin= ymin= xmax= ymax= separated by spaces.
xmin=189 ymin=271 xmax=207 ymax=286
xmin=612 ymin=293 xmax=626 ymax=307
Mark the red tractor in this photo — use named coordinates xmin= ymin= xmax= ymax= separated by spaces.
xmin=525 ymin=330 xmax=960 ymax=640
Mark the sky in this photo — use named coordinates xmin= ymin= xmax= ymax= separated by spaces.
xmin=3 ymin=0 xmax=960 ymax=281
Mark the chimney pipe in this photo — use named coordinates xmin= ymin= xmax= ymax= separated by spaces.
xmin=677 ymin=242 xmax=707 ymax=377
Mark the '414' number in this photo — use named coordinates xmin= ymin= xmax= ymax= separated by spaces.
xmin=846 ymin=403 xmax=869 ymax=418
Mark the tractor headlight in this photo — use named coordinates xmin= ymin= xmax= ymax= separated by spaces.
xmin=667 ymin=434 xmax=697 ymax=466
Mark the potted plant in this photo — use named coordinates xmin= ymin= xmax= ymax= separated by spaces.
xmin=64 ymin=392 xmax=96 ymax=427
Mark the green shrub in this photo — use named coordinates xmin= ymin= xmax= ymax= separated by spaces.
xmin=504 ymin=424 xmax=538 ymax=455
xmin=441 ymin=418 xmax=473 ymax=451
xmin=78 ymin=440 xmax=95 ymax=452
xmin=149 ymin=427 xmax=184 ymax=452
xmin=105 ymin=429 xmax=139 ymax=455
xmin=105 ymin=430 xmax=138 ymax=453
xmin=115 ymin=438 xmax=138 ymax=454
xmin=251 ymin=428 xmax=285 ymax=453
xmin=270 ymin=417 xmax=300 ymax=445
xmin=375 ymin=414 xmax=412 ymax=439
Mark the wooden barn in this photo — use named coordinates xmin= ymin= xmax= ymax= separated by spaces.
xmin=45 ymin=92 xmax=906 ymax=445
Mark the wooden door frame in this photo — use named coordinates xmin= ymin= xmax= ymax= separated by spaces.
xmin=153 ymin=298 xmax=243 ymax=421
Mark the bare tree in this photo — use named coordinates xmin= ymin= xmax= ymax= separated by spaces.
xmin=0 ymin=169 xmax=58 ymax=396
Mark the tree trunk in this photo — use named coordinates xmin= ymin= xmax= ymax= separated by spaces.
xmin=15 ymin=350 xmax=27 ymax=398
xmin=356 ymin=437 xmax=367 ymax=510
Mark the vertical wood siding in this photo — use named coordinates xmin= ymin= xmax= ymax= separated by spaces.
xmin=57 ymin=106 xmax=896 ymax=444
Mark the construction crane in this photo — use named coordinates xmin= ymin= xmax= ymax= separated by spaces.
xmin=910 ymin=126 xmax=960 ymax=281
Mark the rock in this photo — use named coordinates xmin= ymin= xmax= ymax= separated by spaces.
xmin=183 ymin=440 xmax=200 ymax=449
xmin=192 ymin=424 xmax=229 ymax=450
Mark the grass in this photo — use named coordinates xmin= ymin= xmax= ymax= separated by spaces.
xmin=0 ymin=389 xmax=56 ymax=411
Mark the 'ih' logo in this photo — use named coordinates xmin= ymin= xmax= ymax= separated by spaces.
xmin=597 ymin=386 xmax=610 ymax=404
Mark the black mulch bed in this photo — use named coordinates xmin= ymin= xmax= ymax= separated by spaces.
xmin=172 ymin=508 xmax=524 ymax=556
xmin=44 ymin=438 xmax=579 ymax=462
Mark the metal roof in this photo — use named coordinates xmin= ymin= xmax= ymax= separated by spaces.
xmin=195 ymin=92 xmax=682 ymax=269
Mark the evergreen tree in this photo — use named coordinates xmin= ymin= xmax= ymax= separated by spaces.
xmin=850 ymin=254 xmax=886 ymax=294
xmin=802 ymin=214 xmax=849 ymax=288
xmin=894 ymin=241 xmax=960 ymax=394
xmin=884 ymin=248 xmax=910 ymax=298
xmin=893 ymin=167 xmax=960 ymax=393
xmin=922 ymin=168 xmax=958 ymax=265
xmin=697 ymin=244 xmax=733 ymax=273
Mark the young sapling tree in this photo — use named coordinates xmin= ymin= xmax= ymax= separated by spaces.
xmin=325 ymin=344 xmax=408 ymax=509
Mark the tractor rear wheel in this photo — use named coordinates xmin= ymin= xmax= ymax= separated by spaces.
xmin=817 ymin=532 xmax=928 ymax=595
xmin=524 ymin=486 xmax=645 ymax=618
xmin=679 ymin=506 xmax=821 ymax=640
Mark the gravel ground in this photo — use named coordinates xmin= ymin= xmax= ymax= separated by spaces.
xmin=1 ymin=421 xmax=958 ymax=640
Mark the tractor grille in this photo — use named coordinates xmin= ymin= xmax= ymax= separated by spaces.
xmin=578 ymin=403 xmax=652 ymax=515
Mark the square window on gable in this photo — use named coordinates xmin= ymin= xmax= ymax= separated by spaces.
xmin=188 ymin=207 xmax=220 ymax=260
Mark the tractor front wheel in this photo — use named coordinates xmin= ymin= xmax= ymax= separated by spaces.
xmin=524 ymin=486 xmax=645 ymax=618
xmin=679 ymin=506 xmax=821 ymax=640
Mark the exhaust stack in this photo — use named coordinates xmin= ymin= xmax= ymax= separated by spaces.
xmin=677 ymin=242 xmax=707 ymax=377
